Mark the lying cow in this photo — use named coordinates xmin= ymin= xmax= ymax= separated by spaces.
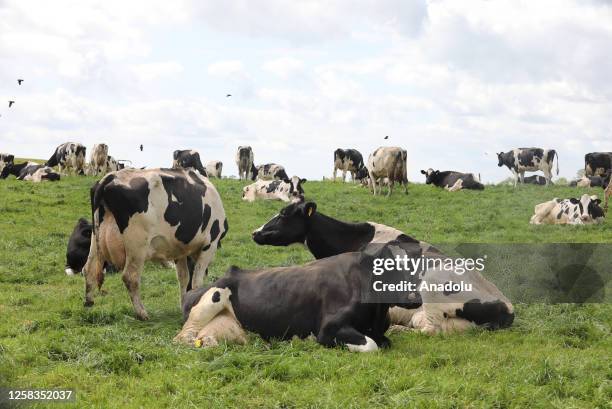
xmin=0 ymin=161 xmax=34 ymax=179
xmin=497 ymin=148 xmax=558 ymax=186
xmin=0 ymin=153 xmax=14 ymax=173
xmin=252 ymin=201 xmax=514 ymax=334
xmin=89 ymin=144 xmax=109 ymax=176
xmin=19 ymin=164 xmax=60 ymax=182
xmin=530 ymin=194 xmax=605 ymax=225
xmin=172 ymin=150 xmax=207 ymax=176
xmin=250 ymin=163 xmax=288 ymax=181
xmin=522 ymin=175 xmax=550 ymax=185
xmin=333 ymin=148 xmax=365 ymax=182
xmin=420 ymin=169 xmax=484 ymax=191
xmin=236 ymin=146 xmax=254 ymax=180
xmin=46 ymin=142 xmax=86 ymax=175
xmin=206 ymin=161 xmax=223 ymax=178
xmin=83 ymin=168 xmax=228 ymax=320
xmin=242 ymin=177 xmax=305 ymax=203
xmin=569 ymin=174 xmax=610 ymax=188
xmin=364 ymin=146 xmax=408 ymax=196
xmin=585 ymin=152 xmax=612 ymax=177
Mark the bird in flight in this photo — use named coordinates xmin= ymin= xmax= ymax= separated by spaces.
xmin=8 ymin=101 xmax=15 ymax=108
xmin=384 ymin=135 xmax=389 ymax=139
xmin=139 ymin=144 xmax=144 ymax=152
xmin=17 ymin=79 xmax=24 ymax=85
xmin=226 ymin=94 xmax=232 ymax=98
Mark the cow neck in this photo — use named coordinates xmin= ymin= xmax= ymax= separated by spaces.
xmin=305 ymin=212 xmax=373 ymax=259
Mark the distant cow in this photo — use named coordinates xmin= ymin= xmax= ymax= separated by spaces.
xmin=570 ymin=172 xmax=611 ymax=188
xmin=106 ymin=156 xmax=125 ymax=173
xmin=0 ymin=161 xmax=36 ymax=179
xmin=585 ymin=152 xmax=612 ymax=177
xmin=497 ymin=148 xmax=558 ymax=186
xmin=242 ymin=177 xmax=305 ymax=202
xmin=66 ymin=218 xmax=93 ymax=275
xmin=206 ymin=161 xmax=223 ymax=178
xmin=0 ymin=153 xmax=14 ymax=173
xmin=420 ymin=169 xmax=484 ymax=191
xmin=522 ymin=175 xmax=550 ymax=185
xmin=333 ymin=149 xmax=365 ymax=182
xmin=19 ymin=164 xmax=61 ymax=182
xmin=365 ymin=146 xmax=408 ymax=195
xmin=46 ymin=142 xmax=86 ymax=175
xmin=83 ymin=168 xmax=228 ymax=320
xmin=89 ymin=144 xmax=109 ymax=176
xmin=236 ymin=146 xmax=254 ymax=180
xmin=530 ymin=194 xmax=605 ymax=225
xmin=172 ymin=150 xmax=207 ymax=176
xmin=250 ymin=163 xmax=288 ymax=181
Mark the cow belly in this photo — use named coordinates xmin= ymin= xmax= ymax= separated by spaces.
xmin=98 ymin=214 xmax=126 ymax=270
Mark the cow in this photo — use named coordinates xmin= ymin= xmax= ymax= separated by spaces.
xmin=89 ymin=144 xmax=109 ymax=176
xmin=46 ymin=142 xmax=87 ymax=175
xmin=0 ymin=153 xmax=14 ymax=173
xmin=205 ymin=161 xmax=223 ymax=178
xmin=569 ymin=174 xmax=610 ymax=188
xmin=18 ymin=164 xmax=61 ymax=182
xmin=365 ymin=146 xmax=408 ymax=195
xmin=242 ymin=177 xmax=306 ymax=203
xmin=522 ymin=175 xmax=550 ymax=185
xmin=66 ymin=218 xmax=94 ymax=275
xmin=0 ymin=161 xmax=36 ymax=179
xmin=83 ymin=168 xmax=228 ymax=320
xmin=106 ymin=156 xmax=124 ymax=173
xmin=172 ymin=150 xmax=207 ymax=176
xmin=250 ymin=163 xmax=289 ymax=181
xmin=497 ymin=148 xmax=558 ymax=186
xmin=529 ymin=194 xmax=605 ymax=225
xmin=252 ymin=201 xmax=514 ymax=334
xmin=236 ymin=146 xmax=254 ymax=180
xmin=333 ymin=148 xmax=365 ymax=182
xmin=585 ymin=152 xmax=612 ymax=177
xmin=420 ymin=169 xmax=484 ymax=191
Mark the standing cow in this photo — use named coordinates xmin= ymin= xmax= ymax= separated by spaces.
xmin=236 ymin=146 xmax=254 ymax=180
xmin=172 ymin=150 xmax=207 ymax=176
xmin=250 ymin=163 xmax=288 ymax=181
xmin=89 ymin=144 xmax=109 ymax=176
xmin=420 ymin=169 xmax=484 ymax=191
xmin=497 ymin=148 xmax=558 ymax=186
xmin=206 ymin=161 xmax=223 ymax=178
xmin=585 ymin=152 xmax=612 ymax=177
xmin=46 ymin=142 xmax=87 ymax=175
xmin=83 ymin=168 xmax=228 ymax=320
xmin=364 ymin=146 xmax=408 ymax=196
xmin=0 ymin=153 xmax=14 ymax=174
xmin=333 ymin=149 xmax=365 ymax=182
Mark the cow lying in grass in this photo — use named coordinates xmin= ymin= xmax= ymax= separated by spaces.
xmin=242 ymin=177 xmax=306 ymax=203
xmin=529 ymin=194 xmax=605 ymax=225
xmin=420 ymin=168 xmax=484 ymax=191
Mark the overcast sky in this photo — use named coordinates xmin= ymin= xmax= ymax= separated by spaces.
xmin=1 ymin=0 xmax=611 ymax=182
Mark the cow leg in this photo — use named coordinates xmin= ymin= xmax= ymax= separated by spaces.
xmin=333 ymin=167 xmax=337 ymax=181
xmin=387 ymin=179 xmax=394 ymax=197
xmin=175 ymin=257 xmax=191 ymax=303
xmin=174 ymin=287 xmax=233 ymax=345
xmin=519 ymin=171 xmax=525 ymax=184
xmin=83 ymin=242 xmax=105 ymax=308
xmin=543 ymin=168 xmax=552 ymax=186
xmin=191 ymin=244 xmax=217 ymax=289
xmin=318 ymin=324 xmax=379 ymax=352
xmin=342 ymin=170 xmax=347 ymax=182
xmin=121 ymin=254 xmax=148 ymax=320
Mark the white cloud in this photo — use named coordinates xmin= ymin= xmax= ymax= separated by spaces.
xmin=262 ymin=57 xmax=304 ymax=79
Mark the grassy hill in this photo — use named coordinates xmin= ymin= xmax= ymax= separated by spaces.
xmin=0 ymin=177 xmax=610 ymax=408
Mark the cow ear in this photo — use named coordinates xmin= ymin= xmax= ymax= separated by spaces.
xmin=303 ymin=202 xmax=317 ymax=217
xmin=594 ymin=199 xmax=602 ymax=205
xmin=300 ymin=178 xmax=307 ymax=184
xmin=420 ymin=170 xmax=426 ymax=175
xmin=282 ymin=178 xmax=290 ymax=183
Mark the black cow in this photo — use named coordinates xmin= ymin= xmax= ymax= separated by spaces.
xmin=497 ymin=148 xmax=558 ymax=186
xmin=522 ymin=175 xmax=550 ymax=185
xmin=585 ymin=152 xmax=612 ymax=177
xmin=46 ymin=142 xmax=86 ymax=175
xmin=333 ymin=148 xmax=365 ymax=182
xmin=420 ymin=168 xmax=484 ymax=191
xmin=172 ymin=150 xmax=207 ymax=176
xmin=0 ymin=153 xmax=14 ymax=173
xmin=66 ymin=218 xmax=94 ymax=275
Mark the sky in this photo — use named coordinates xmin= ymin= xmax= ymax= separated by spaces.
xmin=0 ymin=0 xmax=611 ymax=182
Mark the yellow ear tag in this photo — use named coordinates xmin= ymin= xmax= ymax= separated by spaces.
xmin=194 ymin=339 xmax=202 ymax=348
xmin=308 ymin=208 xmax=313 ymax=217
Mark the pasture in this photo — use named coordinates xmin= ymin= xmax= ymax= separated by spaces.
xmin=0 ymin=176 xmax=610 ymax=408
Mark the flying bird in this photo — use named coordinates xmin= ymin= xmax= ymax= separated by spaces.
xmin=8 ymin=101 xmax=15 ymax=108
xmin=139 ymin=144 xmax=143 ymax=152
xmin=384 ymin=135 xmax=389 ymax=139
xmin=17 ymin=79 xmax=24 ymax=85
xmin=226 ymin=94 xmax=232 ymax=98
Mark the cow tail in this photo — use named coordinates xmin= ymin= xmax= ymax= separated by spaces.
xmin=555 ymin=151 xmax=559 ymax=175
xmin=90 ymin=175 xmax=114 ymax=236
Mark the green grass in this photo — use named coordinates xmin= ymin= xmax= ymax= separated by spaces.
xmin=0 ymin=177 xmax=610 ymax=408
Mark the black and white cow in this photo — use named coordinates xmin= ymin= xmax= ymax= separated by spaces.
xmin=569 ymin=173 xmax=611 ymax=188
xmin=18 ymin=164 xmax=61 ymax=182
xmin=252 ymin=201 xmax=514 ymax=334
xmin=250 ymin=163 xmax=289 ymax=181
xmin=585 ymin=152 xmax=612 ymax=177
xmin=46 ymin=142 xmax=87 ymax=175
xmin=206 ymin=161 xmax=223 ymax=178
xmin=236 ymin=146 xmax=254 ymax=180
xmin=242 ymin=176 xmax=306 ymax=202
xmin=89 ymin=144 xmax=109 ymax=176
xmin=0 ymin=153 xmax=14 ymax=174
xmin=333 ymin=148 xmax=365 ymax=182
xmin=83 ymin=168 xmax=228 ymax=320
xmin=497 ymin=148 xmax=558 ymax=186
xmin=365 ymin=146 xmax=408 ymax=196
xmin=66 ymin=218 xmax=94 ymax=276
xmin=420 ymin=169 xmax=484 ymax=191
xmin=530 ymin=194 xmax=605 ymax=225
xmin=522 ymin=175 xmax=550 ymax=185
xmin=106 ymin=156 xmax=124 ymax=173
xmin=0 ymin=161 xmax=35 ymax=179
xmin=172 ymin=150 xmax=207 ymax=176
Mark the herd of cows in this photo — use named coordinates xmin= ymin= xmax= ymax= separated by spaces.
xmin=1 ymin=142 xmax=611 ymax=352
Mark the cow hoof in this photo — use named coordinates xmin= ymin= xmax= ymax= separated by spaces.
xmin=98 ymin=289 xmax=108 ymax=296
xmin=196 ymin=336 xmax=218 ymax=348
xmin=83 ymin=300 xmax=94 ymax=307
xmin=377 ymin=336 xmax=392 ymax=349
xmin=136 ymin=312 xmax=150 ymax=321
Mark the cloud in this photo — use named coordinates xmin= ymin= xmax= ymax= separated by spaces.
xmin=207 ymin=60 xmax=248 ymax=80
xmin=262 ymin=57 xmax=304 ymax=79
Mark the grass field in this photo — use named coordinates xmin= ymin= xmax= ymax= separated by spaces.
xmin=0 ymin=176 xmax=611 ymax=408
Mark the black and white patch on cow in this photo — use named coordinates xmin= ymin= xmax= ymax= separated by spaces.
xmin=333 ymin=148 xmax=365 ymax=182
xmin=235 ymin=146 xmax=254 ymax=180
xmin=172 ymin=150 xmax=207 ymax=176
xmin=420 ymin=168 xmax=484 ymax=191
xmin=89 ymin=144 xmax=109 ymax=176
xmin=83 ymin=168 xmax=228 ymax=320
xmin=250 ymin=163 xmax=289 ymax=181
xmin=206 ymin=161 xmax=223 ymax=178
xmin=366 ymin=146 xmax=408 ymax=196
xmin=0 ymin=153 xmax=14 ymax=174
xmin=585 ymin=152 xmax=612 ymax=177
xmin=242 ymin=176 xmax=306 ymax=202
xmin=497 ymin=148 xmax=558 ymax=186
xmin=530 ymin=194 xmax=605 ymax=225
xmin=46 ymin=142 xmax=86 ymax=175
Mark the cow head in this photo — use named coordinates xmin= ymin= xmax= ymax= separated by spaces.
xmin=420 ymin=168 xmax=438 ymax=184
xmin=583 ymin=194 xmax=605 ymax=223
xmin=355 ymin=167 xmax=369 ymax=182
xmin=252 ymin=201 xmax=316 ymax=246
xmin=285 ymin=176 xmax=306 ymax=201
xmin=496 ymin=152 xmax=504 ymax=167
xmin=250 ymin=164 xmax=259 ymax=180
xmin=0 ymin=163 xmax=12 ymax=179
